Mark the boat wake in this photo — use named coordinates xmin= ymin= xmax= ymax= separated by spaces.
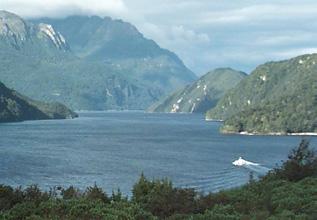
xmin=175 ymin=158 xmax=271 ymax=193
xmin=232 ymin=157 xmax=259 ymax=166
xmin=232 ymin=157 xmax=270 ymax=175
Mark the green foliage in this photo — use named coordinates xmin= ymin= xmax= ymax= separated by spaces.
xmin=0 ymin=187 xmax=156 ymax=220
xmin=1 ymin=177 xmax=317 ymax=220
xmin=149 ymin=68 xmax=246 ymax=113
xmin=0 ymin=185 xmax=23 ymax=211
xmin=61 ymin=186 xmax=80 ymax=200
xmin=207 ymin=54 xmax=317 ymax=134
xmin=132 ymin=174 xmax=197 ymax=218
xmin=195 ymin=205 xmax=241 ymax=220
xmin=23 ymin=185 xmax=49 ymax=205
xmin=111 ymin=189 xmax=127 ymax=203
xmin=274 ymin=140 xmax=317 ymax=181
xmin=220 ymin=93 xmax=317 ymax=134
xmin=84 ymin=184 xmax=110 ymax=203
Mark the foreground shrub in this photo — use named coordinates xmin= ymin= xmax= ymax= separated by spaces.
xmin=84 ymin=184 xmax=110 ymax=204
xmin=275 ymin=139 xmax=317 ymax=181
xmin=0 ymin=185 xmax=23 ymax=211
xmin=132 ymin=174 xmax=197 ymax=218
xmin=61 ymin=186 xmax=81 ymax=200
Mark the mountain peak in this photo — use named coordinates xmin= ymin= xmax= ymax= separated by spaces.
xmin=38 ymin=23 xmax=69 ymax=50
xmin=30 ymin=15 xmax=186 ymax=62
xmin=0 ymin=10 xmax=70 ymax=51
xmin=0 ymin=10 xmax=21 ymax=20
xmin=203 ymin=68 xmax=247 ymax=81
xmin=0 ymin=11 xmax=196 ymax=110
xmin=212 ymin=67 xmax=244 ymax=73
xmin=0 ymin=10 xmax=30 ymax=41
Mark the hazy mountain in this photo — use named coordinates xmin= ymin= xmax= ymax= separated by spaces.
xmin=0 ymin=81 xmax=77 ymax=123
xmin=32 ymin=16 xmax=196 ymax=90
xmin=33 ymin=16 xmax=186 ymax=61
xmin=206 ymin=54 xmax=317 ymax=134
xmin=148 ymin=68 xmax=246 ymax=113
xmin=0 ymin=11 xmax=196 ymax=110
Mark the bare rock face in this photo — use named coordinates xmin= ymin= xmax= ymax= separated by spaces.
xmin=0 ymin=10 xmax=69 ymax=51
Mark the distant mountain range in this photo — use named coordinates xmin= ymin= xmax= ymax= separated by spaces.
xmin=0 ymin=81 xmax=77 ymax=123
xmin=148 ymin=68 xmax=246 ymax=113
xmin=206 ymin=54 xmax=317 ymax=134
xmin=0 ymin=10 xmax=196 ymax=110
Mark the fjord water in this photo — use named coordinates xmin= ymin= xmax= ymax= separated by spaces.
xmin=1 ymin=112 xmax=316 ymax=195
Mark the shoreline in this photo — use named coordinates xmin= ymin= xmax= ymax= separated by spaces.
xmin=223 ymin=131 xmax=317 ymax=136
xmin=205 ymin=118 xmax=224 ymax=122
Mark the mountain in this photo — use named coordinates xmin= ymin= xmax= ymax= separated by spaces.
xmin=32 ymin=16 xmax=196 ymax=89
xmin=0 ymin=10 xmax=69 ymax=54
xmin=148 ymin=68 xmax=246 ymax=113
xmin=0 ymin=11 xmax=196 ymax=110
xmin=206 ymin=54 xmax=317 ymax=134
xmin=33 ymin=16 xmax=185 ymax=61
xmin=0 ymin=81 xmax=77 ymax=123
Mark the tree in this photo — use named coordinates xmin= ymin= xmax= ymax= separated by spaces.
xmin=85 ymin=183 xmax=110 ymax=203
xmin=61 ymin=186 xmax=81 ymax=200
xmin=132 ymin=173 xmax=152 ymax=204
xmin=277 ymin=139 xmax=317 ymax=181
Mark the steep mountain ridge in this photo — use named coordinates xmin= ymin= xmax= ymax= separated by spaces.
xmin=0 ymin=11 xmax=196 ymax=110
xmin=32 ymin=15 xmax=196 ymax=91
xmin=148 ymin=68 xmax=246 ymax=113
xmin=32 ymin=16 xmax=188 ymax=62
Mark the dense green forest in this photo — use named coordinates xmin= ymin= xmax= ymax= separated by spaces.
xmin=0 ymin=140 xmax=316 ymax=219
xmin=206 ymin=54 xmax=317 ymax=134
xmin=221 ymin=93 xmax=317 ymax=134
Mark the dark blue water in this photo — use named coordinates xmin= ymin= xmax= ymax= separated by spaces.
xmin=0 ymin=111 xmax=316 ymax=195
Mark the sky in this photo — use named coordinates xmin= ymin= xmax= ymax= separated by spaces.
xmin=1 ymin=0 xmax=317 ymax=75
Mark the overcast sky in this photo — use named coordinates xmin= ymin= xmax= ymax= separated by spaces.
xmin=1 ymin=0 xmax=317 ymax=75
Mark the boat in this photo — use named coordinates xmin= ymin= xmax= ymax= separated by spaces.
xmin=232 ymin=157 xmax=259 ymax=166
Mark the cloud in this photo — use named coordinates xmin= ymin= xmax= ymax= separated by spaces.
xmin=1 ymin=0 xmax=317 ymax=75
xmin=200 ymin=3 xmax=317 ymax=25
xmin=170 ymin=26 xmax=210 ymax=44
xmin=0 ymin=0 xmax=127 ymax=18
xmin=272 ymin=48 xmax=317 ymax=59
xmin=139 ymin=23 xmax=211 ymax=73
xmin=126 ymin=1 xmax=317 ymax=74
xmin=141 ymin=23 xmax=210 ymax=46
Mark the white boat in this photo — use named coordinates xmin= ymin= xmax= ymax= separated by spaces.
xmin=232 ymin=157 xmax=259 ymax=166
